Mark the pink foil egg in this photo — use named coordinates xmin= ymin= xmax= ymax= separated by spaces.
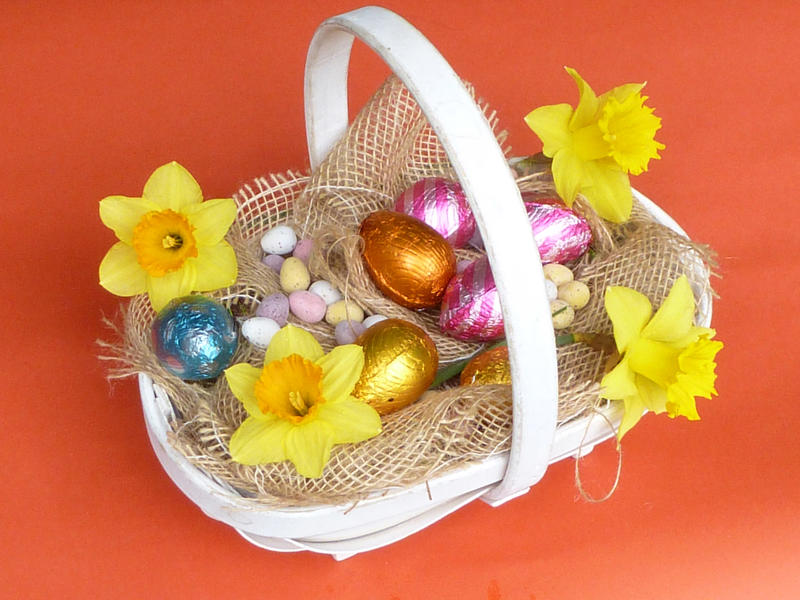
xmin=394 ymin=177 xmax=476 ymax=248
xmin=439 ymin=256 xmax=504 ymax=342
xmin=522 ymin=194 xmax=592 ymax=264
xmin=469 ymin=193 xmax=592 ymax=264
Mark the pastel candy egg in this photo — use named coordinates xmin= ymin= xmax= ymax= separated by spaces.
xmin=260 ymin=254 xmax=285 ymax=272
xmin=260 ymin=224 xmax=297 ymax=255
xmin=280 ymin=257 xmax=311 ymax=293
xmin=542 ymin=263 xmax=574 ymax=287
xmin=288 ymin=290 xmax=327 ymax=323
xmin=255 ymin=292 xmax=290 ymax=326
xmin=545 ymin=278 xmax=558 ymax=302
xmin=308 ymin=280 xmax=342 ymax=305
xmin=292 ymin=238 xmax=314 ymax=264
xmin=558 ymin=280 xmax=591 ymax=309
xmin=325 ymin=300 xmax=365 ymax=326
xmin=334 ymin=320 xmax=367 ymax=345
xmin=363 ymin=314 xmax=388 ymax=329
xmin=241 ymin=317 xmax=280 ymax=348
xmin=550 ymin=299 xmax=575 ymax=329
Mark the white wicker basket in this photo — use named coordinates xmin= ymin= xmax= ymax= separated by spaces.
xmin=139 ymin=6 xmax=712 ymax=560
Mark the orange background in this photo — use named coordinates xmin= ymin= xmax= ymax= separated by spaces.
xmin=2 ymin=1 xmax=798 ymax=598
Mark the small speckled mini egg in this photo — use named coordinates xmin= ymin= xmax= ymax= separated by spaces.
xmin=260 ymin=254 xmax=285 ymax=272
xmin=241 ymin=317 xmax=280 ymax=348
xmin=542 ymin=263 xmax=574 ymax=287
xmin=289 ymin=290 xmax=327 ymax=323
xmin=280 ymin=257 xmax=311 ymax=293
xmin=260 ymin=224 xmax=297 ymax=255
xmin=334 ymin=320 xmax=367 ymax=345
xmin=151 ymin=295 xmax=238 ymax=380
xmin=308 ymin=280 xmax=342 ymax=305
xmin=557 ymin=280 xmax=591 ymax=309
xmin=292 ymin=238 xmax=314 ymax=264
xmin=550 ymin=299 xmax=575 ymax=329
xmin=255 ymin=292 xmax=290 ymax=327
xmin=362 ymin=314 xmax=388 ymax=329
xmin=325 ymin=299 xmax=365 ymax=326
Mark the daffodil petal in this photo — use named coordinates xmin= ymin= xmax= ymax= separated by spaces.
xmin=641 ymin=275 xmax=695 ymax=342
xmin=146 ymin=263 xmax=196 ymax=312
xmin=600 ymin=355 xmax=638 ymax=400
xmin=264 ymin=324 xmax=324 ymax=365
xmin=142 ymin=161 xmax=203 ymax=211
xmin=191 ymin=242 xmax=237 ymax=292
xmin=99 ymin=196 xmax=159 ymax=244
xmin=579 ymin=159 xmax=632 ymax=222
xmin=604 ymin=286 xmax=652 ymax=353
xmin=224 ymin=363 xmax=262 ymax=417
xmin=183 ymin=198 xmax=238 ymax=245
xmin=600 ymin=82 xmax=645 ymax=104
xmin=315 ymin=345 xmax=364 ymax=403
xmin=566 ymin=67 xmax=600 ymax=129
xmin=317 ymin=398 xmax=382 ymax=444
xmin=617 ymin=395 xmax=647 ymax=440
xmin=551 ymin=147 xmax=588 ymax=206
xmin=284 ymin=419 xmax=335 ymax=478
xmin=99 ymin=241 xmax=147 ymax=297
xmin=229 ymin=415 xmax=291 ymax=465
xmin=635 ymin=374 xmax=668 ymax=414
xmin=524 ymin=103 xmax=573 ymax=157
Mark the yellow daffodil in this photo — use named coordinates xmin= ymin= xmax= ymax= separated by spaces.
xmin=524 ymin=67 xmax=665 ymax=223
xmin=225 ymin=325 xmax=382 ymax=478
xmin=600 ymin=276 xmax=723 ymax=439
xmin=99 ymin=161 xmax=238 ymax=311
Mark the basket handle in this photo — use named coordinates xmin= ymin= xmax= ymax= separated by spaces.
xmin=304 ymin=6 xmax=558 ymax=505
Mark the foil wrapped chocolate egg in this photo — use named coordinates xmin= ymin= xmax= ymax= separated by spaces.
xmin=469 ymin=192 xmax=592 ymax=264
xmin=151 ymin=295 xmax=238 ymax=380
xmin=460 ymin=345 xmax=511 ymax=386
xmin=393 ymin=178 xmax=476 ymax=248
xmin=352 ymin=318 xmax=439 ymax=415
xmin=439 ymin=256 xmax=504 ymax=342
xmin=360 ymin=210 xmax=457 ymax=309
xmin=521 ymin=193 xmax=592 ymax=264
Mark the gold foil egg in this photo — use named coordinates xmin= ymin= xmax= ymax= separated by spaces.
xmin=360 ymin=210 xmax=457 ymax=309
xmin=460 ymin=345 xmax=512 ymax=386
xmin=352 ymin=318 xmax=439 ymax=415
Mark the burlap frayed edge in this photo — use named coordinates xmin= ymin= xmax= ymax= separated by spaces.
xmin=97 ymin=75 xmax=717 ymax=508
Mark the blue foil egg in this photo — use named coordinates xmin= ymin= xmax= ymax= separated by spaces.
xmin=151 ymin=295 xmax=238 ymax=380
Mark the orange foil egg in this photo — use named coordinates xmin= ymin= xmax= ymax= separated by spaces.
xmin=360 ymin=210 xmax=456 ymax=309
xmin=460 ymin=345 xmax=512 ymax=386
xmin=352 ymin=318 xmax=439 ymax=415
